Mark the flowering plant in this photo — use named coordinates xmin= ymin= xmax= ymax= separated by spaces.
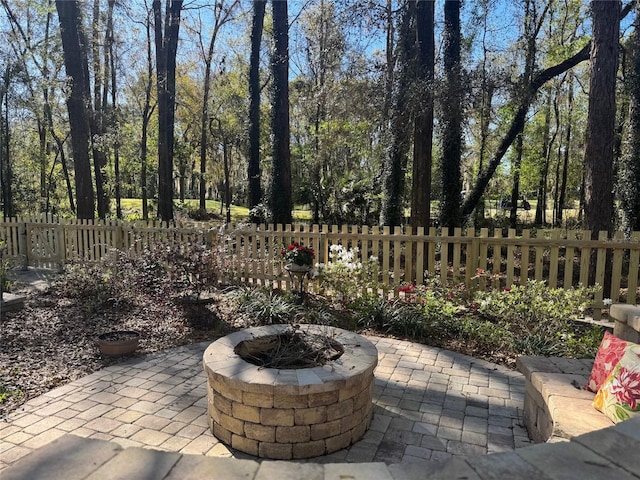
xmin=281 ymin=242 xmax=315 ymax=266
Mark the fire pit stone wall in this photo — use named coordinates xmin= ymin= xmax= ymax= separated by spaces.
xmin=203 ymin=324 xmax=378 ymax=460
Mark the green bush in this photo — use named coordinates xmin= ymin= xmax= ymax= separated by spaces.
xmin=230 ymin=287 xmax=300 ymax=326
xmin=474 ymin=280 xmax=596 ymax=336
xmin=473 ymin=280 xmax=601 ymax=356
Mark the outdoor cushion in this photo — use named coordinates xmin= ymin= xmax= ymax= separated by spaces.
xmin=586 ymin=332 xmax=636 ymax=393
xmin=592 ymin=345 xmax=640 ymax=423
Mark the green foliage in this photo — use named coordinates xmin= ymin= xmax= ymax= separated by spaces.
xmin=0 ymin=381 xmax=23 ymax=405
xmin=315 ymin=245 xmax=383 ymax=304
xmin=354 ymin=296 xmax=429 ymax=338
xmin=474 ymin=280 xmax=596 ymax=336
xmin=345 ymin=276 xmax=601 ymax=360
xmin=474 ymin=280 xmax=600 ymax=356
xmin=230 ymin=287 xmax=300 ymax=326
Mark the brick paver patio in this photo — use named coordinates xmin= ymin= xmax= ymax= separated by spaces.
xmin=0 ymin=336 xmax=531 ymax=473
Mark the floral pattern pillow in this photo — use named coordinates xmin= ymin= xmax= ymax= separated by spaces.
xmin=593 ymin=345 xmax=640 ymax=423
xmin=586 ymin=332 xmax=633 ymax=393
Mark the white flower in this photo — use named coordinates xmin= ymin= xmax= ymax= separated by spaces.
xmin=603 ymin=298 xmax=613 ymax=306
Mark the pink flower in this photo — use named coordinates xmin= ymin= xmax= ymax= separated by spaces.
xmin=470 ymin=302 xmax=479 ymax=309
xmin=476 ymin=268 xmax=485 ymax=275
xmin=447 ymin=292 xmax=454 ymax=298
xmin=610 ymin=366 xmax=640 ymax=409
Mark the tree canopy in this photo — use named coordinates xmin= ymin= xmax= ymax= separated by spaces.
xmin=0 ymin=0 xmax=638 ymax=233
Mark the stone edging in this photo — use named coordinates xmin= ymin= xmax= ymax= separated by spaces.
xmin=517 ymin=356 xmax=613 ymax=442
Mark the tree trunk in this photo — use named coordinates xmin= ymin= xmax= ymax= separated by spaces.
xmin=154 ymin=0 xmax=183 ymax=222
xmin=270 ymin=0 xmax=292 ymax=224
xmin=619 ymin=1 xmax=640 ymax=233
xmin=141 ymin=5 xmax=154 ymax=221
xmin=410 ymin=0 xmax=434 ymax=229
xmin=557 ymin=74 xmax=573 ymax=226
xmin=1 ymin=78 xmax=13 ymax=218
xmin=509 ymin=133 xmax=523 ymax=229
xmin=440 ymin=0 xmax=463 ymax=229
xmin=380 ymin=1 xmax=415 ymax=227
xmin=91 ymin=0 xmax=108 ymax=219
xmin=535 ymin=87 xmax=553 ymax=225
xmin=248 ymin=0 xmax=265 ymax=211
xmin=55 ymin=0 xmax=95 ymax=219
xmin=199 ymin=1 xmax=238 ymax=212
xmin=583 ymin=0 xmax=620 ymax=237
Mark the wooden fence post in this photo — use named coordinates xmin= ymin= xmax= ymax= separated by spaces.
xmin=18 ymin=221 xmax=28 ymax=270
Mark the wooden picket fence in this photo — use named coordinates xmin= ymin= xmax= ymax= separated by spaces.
xmin=1 ymin=214 xmax=638 ymax=319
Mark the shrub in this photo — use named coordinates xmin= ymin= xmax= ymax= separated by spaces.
xmin=57 ymin=242 xmax=220 ymax=311
xmin=474 ymin=280 xmax=600 ymax=356
xmin=230 ymin=287 xmax=300 ymax=326
xmin=162 ymin=242 xmax=219 ymax=298
xmin=474 ymin=280 xmax=597 ymax=338
xmin=315 ymin=245 xmax=382 ymax=304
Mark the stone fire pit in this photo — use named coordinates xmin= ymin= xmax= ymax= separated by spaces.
xmin=203 ymin=324 xmax=378 ymax=459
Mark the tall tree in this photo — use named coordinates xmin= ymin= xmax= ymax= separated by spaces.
xmin=619 ymin=0 xmax=640 ymax=234
xmin=153 ymin=0 xmax=183 ymax=222
xmin=55 ymin=0 xmax=95 ymax=219
xmin=248 ymin=0 xmax=265 ymax=211
xmin=270 ymin=0 xmax=292 ymax=224
xmin=135 ymin=0 xmax=156 ymax=221
xmin=440 ymin=0 xmax=463 ymax=228
xmin=91 ymin=0 xmax=109 ymax=219
xmin=410 ymin=0 xmax=435 ymax=229
xmin=380 ymin=0 xmax=416 ymax=227
xmin=197 ymin=0 xmax=239 ymax=213
xmin=0 ymin=66 xmax=15 ymax=218
xmin=509 ymin=0 xmax=549 ymax=229
xmin=583 ymin=0 xmax=620 ymax=236
xmin=556 ymin=73 xmax=574 ymax=226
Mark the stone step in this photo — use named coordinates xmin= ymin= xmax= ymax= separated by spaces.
xmin=4 ymin=417 xmax=640 ymax=480
xmin=1 ymin=434 xmax=122 ymax=480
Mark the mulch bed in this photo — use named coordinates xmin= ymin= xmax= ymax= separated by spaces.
xmin=0 ymin=279 xmax=232 ymax=420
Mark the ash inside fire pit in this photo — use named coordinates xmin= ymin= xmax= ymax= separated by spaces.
xmin=234 ymin=327 xmax=344 ymax=369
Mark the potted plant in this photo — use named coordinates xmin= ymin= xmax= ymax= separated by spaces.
xmin=281 ymin=242 xmax=315 ymax=272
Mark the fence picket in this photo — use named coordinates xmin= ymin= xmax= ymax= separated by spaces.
xmin=610 ymin=231 xmax=624 ymax=303
xmin=548 ymin=230 xmax=560 ymax=289
xmin=628 ymin=232 xmax=640 ymax=305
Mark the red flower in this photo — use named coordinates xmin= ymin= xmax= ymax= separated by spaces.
xmin=470 ymin=302 xmax=479 ymax=309
xmin=504 ymin=287 xmax=511 ymax=292
xmin=288 ymin=244 xmax=295 ymax=250
xmin=447 ymin=292 xmax=454 ymax=298
xmin=398 ymin=285 xmax=416 ymax=293
xmin=610 ymin=366 xmax=640 ymax=409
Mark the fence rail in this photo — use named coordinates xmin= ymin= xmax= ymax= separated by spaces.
xmin=1 ymin=215 xmax=638 ymax=319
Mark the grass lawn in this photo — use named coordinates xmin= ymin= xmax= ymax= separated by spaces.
xmin=116 ymin=198 xmax=580 ymax=226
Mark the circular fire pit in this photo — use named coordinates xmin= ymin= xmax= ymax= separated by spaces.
xmin=203 ymin=324 xmax=378 ymax=459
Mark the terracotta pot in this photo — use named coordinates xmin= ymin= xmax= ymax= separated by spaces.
xmin=97 ymin=330 xmax=140 ymax=355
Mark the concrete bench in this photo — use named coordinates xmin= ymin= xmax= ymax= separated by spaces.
xmin=517 ymin=356 xmax=613 ymax=443
xmin=611 ymin=303 xmax=640 ymax=343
